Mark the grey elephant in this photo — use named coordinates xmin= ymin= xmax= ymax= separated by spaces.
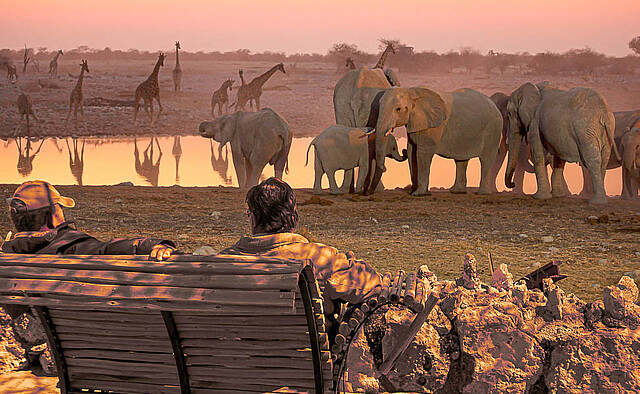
xmin=367 ymin=87 xmax=502 ymax=196
xmin=489 ymin=92 xmax=560 ymax=194
xmin=505 ymin=83 xmax=620 ymax=204
xmin=305 ymin=125 xmax=406 ymax=194
xmin=580 ymin=110 xmax=640 ymax=199
xmin=199 ymin=108 xmax=291 ymax=189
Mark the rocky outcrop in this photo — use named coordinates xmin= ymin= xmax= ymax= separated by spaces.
xmin=344 ymin=255 xmax=640 ymax=393
xmin=0 ymin=308 xmax=51 ymax=375
xmin=0 ymin=309 xmax=27 ymax=374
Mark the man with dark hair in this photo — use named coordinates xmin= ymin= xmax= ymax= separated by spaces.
xmin=222 ymin=177 xmax=381 ymax=336
xmin=2 ymin=180 xmax=176 ymax=259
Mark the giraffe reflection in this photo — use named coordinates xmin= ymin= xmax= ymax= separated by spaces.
xmin=66 ymin=138 xmax=85 ymax=186
xmin=172 ymin=136 xmax=182 ymax=183
xmin=210 ymin=140 xmax=232 ymax=185
xmin=134 ymin=137 xmax=163 ymax=186
xmin=16 ymin=137 xmax=44 ymax=177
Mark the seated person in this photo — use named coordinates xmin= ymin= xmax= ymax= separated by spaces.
xmin=221 ymin=177 xmax=382 ymax=338
xmin=2 ymin=180 xmax=176 ymax=259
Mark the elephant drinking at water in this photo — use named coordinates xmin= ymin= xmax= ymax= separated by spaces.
xmin=505 ymin=83 xmax=620 ymax=204
xmin=367 ymin=87 xmax=502 ymax=196
xmin=199 ymin=108 xmax=291 ymax=189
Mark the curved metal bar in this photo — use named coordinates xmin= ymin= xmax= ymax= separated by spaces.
xmin=299 ymin=265 xmax=324 ymax=393
xmin=161 ymin=310 xmax=190 ymax=393
xmin=32 ymin=306 xmax=70 ymax=394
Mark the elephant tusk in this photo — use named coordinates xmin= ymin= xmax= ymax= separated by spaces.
xmin=384 ymin=129 xmax=393 ymax=137
xmin=360 ymin=129 xmax=375 ymax=138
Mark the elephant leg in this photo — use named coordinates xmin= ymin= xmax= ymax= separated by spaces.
xmin=529 ymin=119 xmax=552 ymax=199
xmin=247 ymin=162 xmax=266 ymax=188
xmin=230 ymin=145 xmax=247 ymax=189
xmin=407 ymin=135 xmax=418 ymax=192
xmin=355 ymin=165 xmax=368 ymax=194
xmin=579 ymin=166 xmax=593 ymax=198
xmin=581 ymin=144 xmax=607 ymax=204
xmin=488 ymin=143 xmax=506 ymax=194
xmin=450 ymin=160 xmax=468 ymax=194
xmin=513 ymin=165 xmax=526 ymax=194
xmin=411 ymin=132 xmax=436 ymax=196
xmin=313 ymin=153 xmax=324 ymax=194
xmin=327 ymin=171 xmax=342 ymax=195
xmin=478 ymin=136 xmax=500 ymax=195
xmin=551 ymin=156 xmax=568 ymax=198
xmin=339 ymin=169 xmax=354 ymax=193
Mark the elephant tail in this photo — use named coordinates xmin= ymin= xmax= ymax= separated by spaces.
xmin=602 ymin=115 xmax=621 ymax=161
xmin=304 ymin=139 xmax=315 ymax=167
xmin=229 ymin=101 xmax=236 ymax=108
xmin=285 ymin=157 xmax=289 ymax=175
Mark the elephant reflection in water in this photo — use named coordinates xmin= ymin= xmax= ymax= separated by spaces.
xmin=172 ymin=136 xmax=182 ymax=183
xmin=66 ymin=138 xmax=85 ymax=186
xmin=16 ymin=137 xmax=44 ymax=177
xmin=210 ymin=140 xmax=232 ymax=185
xmin=134 ymin=137 xmax=163 ymax=186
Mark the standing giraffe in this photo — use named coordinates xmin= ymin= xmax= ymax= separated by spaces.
xmin=373 ymin=43 xmax=395 ymax=69
xmin=66 ymin=138 xmax=85 ymax=186
xmin=48 ymin=50 xmax=63 ymax=77
xmin=238 ymin=69 xmax=255 ymax=109
xmin=211 ymin=79 xmax=235 ymax=117
xmin=133 ymin=53 xmax=165 ymax=125
xmin=15 ymin=94 xmax=40 ymax=137
xmin=172 ymin=41 xmax=182 ymax=93
xmin=231 ymin=63 xmax=286 ymax=112
xmin=64 ymin=60 xmax=89 ymax=129
xmin=172 ymin=136 xmax=182 ymax=183
xmin=345 ymin=57 xmax=356 ymax=70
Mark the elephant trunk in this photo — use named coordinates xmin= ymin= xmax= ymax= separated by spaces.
xmin=199 ymin=121 xmax=214 ymax=138
xmin=366 ymin=127 xmax=389 ymax=194
xmin=390 ymin=148 xmax=407 ymax=162
xmin=624 ymin=140 xmax=640 ymax=179
xmin=505 ymin=117 xmax=523 ymax=189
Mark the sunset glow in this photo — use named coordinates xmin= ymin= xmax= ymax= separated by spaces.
xmin=2 ymin=0 xmax=639 ymax=56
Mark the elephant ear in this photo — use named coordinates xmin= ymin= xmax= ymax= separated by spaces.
xmin=514 ymin=83 xmax=541 ymax=130
xmin=406 ymin=87 xmax=448 ymax=133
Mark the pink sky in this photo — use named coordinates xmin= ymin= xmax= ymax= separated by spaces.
xmin=2 ymin=0 xmax=638 ymax=56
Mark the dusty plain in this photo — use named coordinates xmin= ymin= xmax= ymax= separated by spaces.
xmin=0 ymin=59 xmax=639 ymax=392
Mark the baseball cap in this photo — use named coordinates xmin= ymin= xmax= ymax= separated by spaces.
xmin=10 ymin=181 xmax=75 ymax=212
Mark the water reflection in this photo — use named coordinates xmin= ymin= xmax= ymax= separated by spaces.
xmin=0 ymin=135 xmax=625 ymax=196
xmin=210 ymin=140 xmax=232 ymax=185
xmin=16 ymin=137 xmax=44 ymax=177
xmin=172 ymin=136 xmax=182 ymax=183
xmin=134 ymin=137 xmax=163 ymax=186
xmin=66 ymin=138 xmax=85 ymax=186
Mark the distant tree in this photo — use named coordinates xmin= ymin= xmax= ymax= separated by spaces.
xmin=629 ymin=36 xmax=640 ymax=55
xmin=566 ymin=47 xmax=606 ymax=75
xmin=531 ymin=51 xmax=564 ymax=74
xmin=22 ymin=44 xmax=31 ymax=73
xmin=378 ymin=38 xmax=401 ymax=51
xmin=327 ymin=42 xmax=369 ymax=69
xmin=458 ymin=46 xmax=482 ymax=74
xmin=441 ymin=50 xmax=461 ymax=73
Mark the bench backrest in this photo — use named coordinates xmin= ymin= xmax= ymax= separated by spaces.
xmin=0 ymin=253 xmax=332 ymax=393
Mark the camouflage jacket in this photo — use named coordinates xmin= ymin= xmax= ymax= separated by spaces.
xmin=220 ymin=232 xmax=382 ymax=315
xmin=1 ymin=221 xmax=176 ymax=255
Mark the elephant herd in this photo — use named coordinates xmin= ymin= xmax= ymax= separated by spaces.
xmin=197 ymin=65 xmax=640 ymax=202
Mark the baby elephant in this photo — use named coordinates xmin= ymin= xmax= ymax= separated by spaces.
xmin=621 ymin=127 xmax=640 ymax=199
xmin=306 ymin=125 xmax=406 ymax=194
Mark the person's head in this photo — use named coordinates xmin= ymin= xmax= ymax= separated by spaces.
xmin=246 ymin=178 xmax=298 ymax=234
xmin=8 ymin=181 xmax=74 ymax=232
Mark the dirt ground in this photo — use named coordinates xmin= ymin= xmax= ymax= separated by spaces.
xmin=1 ymin=59 xmax=639 ymax=138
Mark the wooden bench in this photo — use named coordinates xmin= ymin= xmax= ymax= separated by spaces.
xmin=0 ymin=253 xmax=333 ymax=393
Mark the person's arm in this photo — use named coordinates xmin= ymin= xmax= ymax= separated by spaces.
xmin=66 ymin=236 xmax=177 ymax=260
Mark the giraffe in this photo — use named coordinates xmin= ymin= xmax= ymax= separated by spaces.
xmin=134 ymin=137 xmax=163 ymax=186
xmin=15 ymin=94 xmax=40 ymax=137
xmin=211 ymin=79 xmax=235 ymax=117
xmin=345 ymin=57 xmax=356 ymax=70
xmin=211 ymin=140 xmax=232 ymax=185
xmin=48 ymin=50 xmax=63 ymax=77
xmin=66 ymin=137 xmax=85 ymax=186
xmin=6 ymin=64 xmax=18 ymax=82
xmin=16 ymin=137 xmax=44 ymax=177
xmin=373 ymin=43 xmax=395 ymax=69
xmin=231 ymin=63 xmax=285 ymax=112
xmin=133 ymin=53 xmax=165 ymax=125
xmin=238 ymin=69 xmax=255 ymax=109
xmin=64 ymin=60 xmax=89 ymax=129
xmin=172 ymin=41 xmax=182 ymax=93
xmin=172 ymin=136 xmax=182 ymax=183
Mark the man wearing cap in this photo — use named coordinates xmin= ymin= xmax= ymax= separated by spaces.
xmin=2 ymin=180 xmax=176 ymax=259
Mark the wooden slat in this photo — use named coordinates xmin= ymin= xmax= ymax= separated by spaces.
xmin=0 ymin=278 xmax=295 ymax=304
xmin=0 ymin=254 xmax=302 ymax=275
xmin=178 ymin=329 xmax=309 ymax=341
xmin=59 ymin=335 xmax=172 ymax=348
xmin=52 ymin=318 xmax=168 ymax=332
xmin=68 ymin=369 xmax=179 ymax=385
xmin=49 ymin=309 xmax=160 ymax=323
xmin=184 ymin=346 xmax=313 ymax=358
xmin=69 ymin=378 xmax=180 ymax=394
xmin=63 ymin=349 xmax=175 ymax=363
xmin=56 ymin=326 xmax=169 ymax=338
xmin=186 ymin=355 xmax=314 ymax=369
xmin=0 ymin=266 xmax=298 ymax=290
xmin=181 ymin=338 xmax=313 ymax=350
xmin=0 ymin=295 xmax=297 ymax=313
xmin=172 ymin=314 xmax=308 ymax=326
xmin=190 ymin=381 xmax=312 ymax=393
xmin=61 ymin=340 xmax=172 ymax=353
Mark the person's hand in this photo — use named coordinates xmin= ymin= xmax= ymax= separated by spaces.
xmin=150 ymin=244 xmax=175 ymax=261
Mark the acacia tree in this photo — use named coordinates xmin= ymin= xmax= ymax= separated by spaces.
xmin=629 ymin=36 xmax=640 ymax=55
xmin=328 ymin=43 xmax=369 ymax=69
